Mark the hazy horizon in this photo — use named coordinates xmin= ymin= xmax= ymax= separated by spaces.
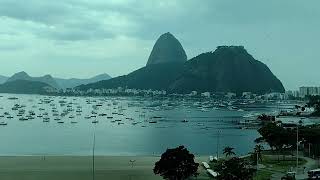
xmin=0 ymin=0 xmax=319 ymax=90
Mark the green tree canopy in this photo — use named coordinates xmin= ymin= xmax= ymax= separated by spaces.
xmin=214 ymin=157 xmax=256 ymax=180
xmin=256 ymin=123 xmax=295 ymax=150
xmin=154 ymin=146 xmax=199 ymax=180
xmin=223 ymin=146 xmax=236 ymax=157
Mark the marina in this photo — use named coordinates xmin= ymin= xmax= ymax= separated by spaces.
xmin=0 ymin=93 xmax=315 ymax=156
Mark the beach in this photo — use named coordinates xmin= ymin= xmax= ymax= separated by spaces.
xmin=0 ymin=156 xmax=210 ymax=180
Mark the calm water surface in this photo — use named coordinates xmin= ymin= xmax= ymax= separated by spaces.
xmin=0 ymin=93 xmax=285 ymax=156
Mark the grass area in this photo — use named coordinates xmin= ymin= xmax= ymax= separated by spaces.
xmin=254 ymin=169 xmax=273 ymax=180
xmin=261 ymin=150 xmax=294 ymax=156
xmin=252 ymin=154 xmax=308 ymax=179
xmin=262 ymin=155 xmax=307 ymax=173
xmin=200 ymin=152 xmax=308 ymax=180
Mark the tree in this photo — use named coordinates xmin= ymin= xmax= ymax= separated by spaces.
xmin=256 ymin=123 xmax=296 ymax=162
xmin=254 ymin=144 xmax=263 ymax=163
xmin=154 ymin=146 xmax=199 ymax=180
xmin=223 ymin=146 xmax=236 ymax=157
xmin=214 ymin=157 xmax=256 ymax=180
xmin=307 ymin=95 xmax=320 ymax=116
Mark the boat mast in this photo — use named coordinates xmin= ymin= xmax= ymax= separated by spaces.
xmin=92 ymin=125 xmax=96 ymax=180
xmin=217 ymin=130 xmax=221 ymax=159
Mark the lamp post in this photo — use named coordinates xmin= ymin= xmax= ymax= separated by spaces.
xmin=92 ymin=125 xmax=96 ymax=180
xmin=217 ymin=130 xmax=221 ymax=159
xmin=256 ymin=151 xmax=259 ymax=168
xmin=309 ymin=143 xmax=311 ymax=157
xmin=296 ymin=124 xmax=299 ymax=173
xmin=129 ymin=159 xmax=136 ymax=180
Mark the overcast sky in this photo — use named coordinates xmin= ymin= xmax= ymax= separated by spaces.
xmin=0 ymin=0 xmax=319 ymax=90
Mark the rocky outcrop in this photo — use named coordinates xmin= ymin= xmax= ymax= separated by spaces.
xmin=169 ymin=46 xmax=285 ymax=94
xmin=77 ymin=34 xmax=285 ymax=95
xmin=146 ymin=32 xmax=187 ymax=66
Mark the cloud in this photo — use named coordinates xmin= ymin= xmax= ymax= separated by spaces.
xmin=0 ymin=0 xmax=139 ymax=41
xmin=2 ymin=0 xmax=317 ymax=42
xmin=0 ymin=0 xmax=319 ymax=89
xmin=0 ymin=0 xmax=72 ymax=24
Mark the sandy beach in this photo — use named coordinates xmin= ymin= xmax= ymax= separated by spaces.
xmin=0 ymin=156 xmax=210 ymax=180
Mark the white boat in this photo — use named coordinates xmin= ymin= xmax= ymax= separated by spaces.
xmin=8 ymin=97 xmax=18 ymax=100
xmin=202 ymin=162 xmax=210 ymax=169
xmin=0 ymin=122 xmax=7 ymax=126
xmin=207 ymin=169 xmax=218 ymax=177
xmin=19 ymin=117 xmax=28 ymax=121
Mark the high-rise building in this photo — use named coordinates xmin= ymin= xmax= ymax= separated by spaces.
xmin=299 ymin=86 xmax=320 ymax=97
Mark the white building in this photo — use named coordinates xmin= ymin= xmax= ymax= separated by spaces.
xmin=299 ymin=86 xmax=320 ymax=97
xmin=226 ymin=92 xmax=236 ymax=99
xmin=201 ymin=92 xmax=211 ymax=98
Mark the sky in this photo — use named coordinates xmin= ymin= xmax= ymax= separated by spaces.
xmin=0 ymin=0 xmax=319 ymax=90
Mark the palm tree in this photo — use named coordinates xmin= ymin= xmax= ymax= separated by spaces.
xmin=254 ymin=144 xmax=263 ymax=163
xmin=223 ymin=146 xmax=236 ymax=157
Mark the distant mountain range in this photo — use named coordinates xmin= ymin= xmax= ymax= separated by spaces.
xmin=7 ymin=71 xmax=60 ymax=89
xmin=0 ymin=80 xmax=52 ymax=94
xmin=0 ymin=32 xmax=285 ymax=95
xmin=55 ymin=73 xmax=111 ymax=89
xmin=0 ymin=72 xmax=112 ymax=94
xmin=78 ymin=33 xmax=285 ymax=94
xmin=78 ymin=63 xmax=185 ymax=91
xmin=0 ymin=75 xmax=8 ymax=84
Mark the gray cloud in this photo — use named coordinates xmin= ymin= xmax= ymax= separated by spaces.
xmin=0 ymin=0 xmax=319 ymax=89
xmin=0 ymin=0 xmax=125 ymax=41
xmin=0 ymin=44 xmax=25 ymax=51
xmin=38 ymin=21 xmax=115 ymax=41
xmin=0 ymin=0 xmax=72 ymax=24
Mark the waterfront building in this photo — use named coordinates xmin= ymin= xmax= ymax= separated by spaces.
xmin=299 ymin=86 xmax=320 ymax=97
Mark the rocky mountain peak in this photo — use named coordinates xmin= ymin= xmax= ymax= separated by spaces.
xmin=146 ymin=32 xmax=187 ymax=66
